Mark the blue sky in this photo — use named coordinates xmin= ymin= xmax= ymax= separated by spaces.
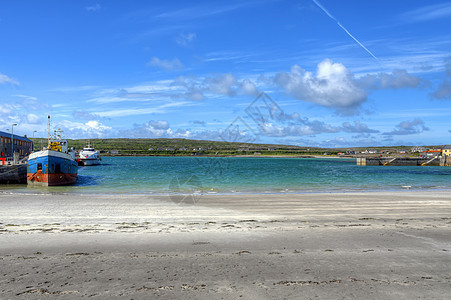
xmin=1 ymin=0 xmax=450 ymax=147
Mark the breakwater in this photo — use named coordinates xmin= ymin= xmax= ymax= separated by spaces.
xmin=357 ymin=157 xmax=445 ymax=166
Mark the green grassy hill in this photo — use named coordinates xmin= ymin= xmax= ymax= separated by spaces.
xmin=30 ymin=137 xmax=445 ymax=157
xmin=30 ymin=138 xmax=328 ymax=156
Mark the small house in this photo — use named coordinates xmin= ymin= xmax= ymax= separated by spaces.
xmin=411 ymin=146 xmax=426 ymax=153
xmin=442 ymin=145 xmax=451 ymax=157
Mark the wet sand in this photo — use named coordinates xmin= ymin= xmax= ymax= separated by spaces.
xmin=0 ymin=191 xmax=450 ymax=299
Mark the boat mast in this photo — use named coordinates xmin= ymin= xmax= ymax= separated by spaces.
xmin=47 ymin=115 xmax=51 ymax=148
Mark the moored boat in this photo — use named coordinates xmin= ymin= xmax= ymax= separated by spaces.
xmin=27 ymin=117 xmax=78 ymax=186
xmin=78 ymin=144 xmax=101 ymax=166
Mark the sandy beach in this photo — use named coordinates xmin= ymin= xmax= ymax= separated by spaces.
xmin=0 ymin=191 xmax=450 ymax=299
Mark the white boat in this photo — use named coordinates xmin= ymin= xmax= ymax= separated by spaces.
xmin=78 ymin=144 xmax=101 ymax=166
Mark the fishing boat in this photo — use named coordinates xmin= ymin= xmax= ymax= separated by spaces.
xmin=78 ymin=144 xmax=101 ymax=166
xmin=27 ymin=117 xmax=78 ymax=186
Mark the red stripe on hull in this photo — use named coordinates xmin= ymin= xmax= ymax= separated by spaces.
xmin=27 ymin=172 xmax=77 ymax=186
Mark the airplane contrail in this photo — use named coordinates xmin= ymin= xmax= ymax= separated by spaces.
xmin=312 ymin=0 xmax=379 ymax=62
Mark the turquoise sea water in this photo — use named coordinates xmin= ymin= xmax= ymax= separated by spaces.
xmin=2 ymin=156 xmax=451 ymax=195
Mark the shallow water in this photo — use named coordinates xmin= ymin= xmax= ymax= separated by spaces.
xmin=2 ymin=156 xmax=451 ymax=195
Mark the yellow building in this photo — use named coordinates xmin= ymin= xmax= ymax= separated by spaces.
xmin=442 ymin=145 xmax=451 ymax=156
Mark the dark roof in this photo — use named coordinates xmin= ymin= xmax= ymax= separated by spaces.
xmin=0 ymin=131 xmax=32 ymax=143
xmin=443 ymin=145 xmax=451 ymax=149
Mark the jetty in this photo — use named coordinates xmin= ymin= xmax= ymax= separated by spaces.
xmin=357 ymin=156 xmax=450 ymax=166
xmin=0 ymin=157 xmax=27 ymax=184
xmin=0 ymin=163 xmax=27 ymax=184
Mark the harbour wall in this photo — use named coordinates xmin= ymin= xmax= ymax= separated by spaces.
xmin=0 ymin=164 xmax=27 ymax=184
xmin=357 ymin=157 xmax=442 ymax=166
xmin=441 ymin=156 xmax=451 ymax=167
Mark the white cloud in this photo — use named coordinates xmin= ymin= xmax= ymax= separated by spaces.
xmin=383 ymin=118 xmax=429 ymax=136
xmin=12 ymin=94 xmax=37 ymax=101
xmin=0 ymin=104 xmax=13 ymax=115
xmin=154 ymin=2 xmax=252 ymax=21
xmin=172 ymin=74 xmax=259 ymax=100
xmin=175 ymin=32 xmax=196 ymax=47
xmin=122 ymin=120 xmax=172 ymax=138
xmin=87 ymin=84 xmax=179 ymax=104
xmin=0 ymin=73 xmax=19 ymax=85
xmin=341 ymin=120 xmax=379 ymax=133
xmin=86 ymin=4 xmax=101 ymax=12
xmin=171 ymin=76 xmax=205 ymax=101
xmin=94 ymin=101 xmax=193 ymax=117
xmin=57 ymin=120 xmax=112 ymax=138
xmin=85 ymin=120 xmax=111 ymax=131
xmin=400 ymin=3 xmax=451 ymax=23
xmin=192 ymin=120 xmax=206 ymax=126
xmin=120 ymin=119 xmax=230 ymax=140
xmin=185 ymin=91 xmax=205 ymax=101
xmin=431 ymin=58 xmax=451 ymax=100
xmin=274 ymin=59 xmax=367 ymax=115
xmin=27 ymin=114 xmax=41 ymax=124
xmin=204 ymin=51 xmax=254 ymax=63
xmin=72 ymin=110 xmax=101 ymax=121
xmin=87 ymin=96 xmax=142 ymax=104
xmin=446 ymin=58 xmax=451 ymax=76
xmin=431 ymin=80 xmax=451 ymax=100
xmin=0 ymin=98 xmax=51 ymax=136
xmin=50 ymin=85 xmax=102 ymax=93
xmin=358 ymin=69 xmax=422 ymax=90
xmin=147 ymin=57 xmax=184 ymax=71
xmin=238 ymin=79 xmax=259 ymax=96
xmin=122 ymin=81 xmax=175 ymax=93
xmin=243 ymin=93 xmax=341 ymax=137
xmin=257 ymin=122 xmax=338 ymax=137
xmin=148 ymin=120 xmax=169 ymax=130
xmin=273 ymin=60 xmax=425 ymax=115
xmin=205 ymin=73 xmax=237 ymax=96
xmin=95 ymin=108 xmax=160 ymax=118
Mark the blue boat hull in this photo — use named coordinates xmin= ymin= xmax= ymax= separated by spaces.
xmin=27 ymin=151 xmax=78 ymax=186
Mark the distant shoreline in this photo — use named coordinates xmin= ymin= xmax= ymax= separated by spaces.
xmin=101 ymin=154 xmax=351 ymax=159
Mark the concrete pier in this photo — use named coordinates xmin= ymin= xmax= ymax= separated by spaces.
xmin=441 ymin=156 xmax=451 ymax=166
xmin=357 ymin=157 xmax=442 ymax=166
xmin=0 ymin=163 xmax=27 ymax=184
